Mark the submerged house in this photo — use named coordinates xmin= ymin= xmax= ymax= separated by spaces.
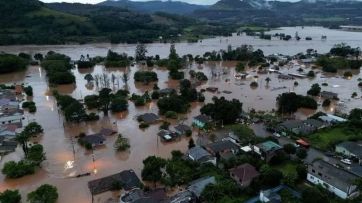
xmin=88 ymin=169 xmax=141 ymax=195
xmin=307 ymin=160 xmax=359 ymax=199
xmin=137 ymin=113 xmax=160 ymax=124
xmin=157 ymin=130 xmax=179 ymax=142
xmin=120 ymin=188 xmax=168 ymax=203
xmin=80 ymin=133 xmax=106 ymax=147
xmin=174 ymin=124 xmax=191 ymax=136
xmin=192 ymin=115 xmax=212 ymax=129
xmin=321 ymin=91 xmax=338 ymax=100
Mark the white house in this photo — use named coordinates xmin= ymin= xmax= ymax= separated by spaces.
xmin=0 ymin=110 xmax=24 ymax=125
xmin=307 ymin=160 xmax=359 ymax=199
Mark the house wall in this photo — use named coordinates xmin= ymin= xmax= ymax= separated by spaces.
xmin=307 ymin=173 xmax=350 ymax=199
xmin=0 ymin=114 xmax=23 ymax=124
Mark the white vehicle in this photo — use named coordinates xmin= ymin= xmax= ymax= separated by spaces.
xmin=341 ymin=159 xmax=352 ymax=165
xmin=273 ymin=132 xmax=281 ymax=138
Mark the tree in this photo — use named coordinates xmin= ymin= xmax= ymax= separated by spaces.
xmin=2 ymin=160 xmax=35 ymax=178
xmin=23 ymin=85 xmax=33 ymax=96
xmin=277 ymin=92 xmax=317 ymax=114
xmin=99 ymin=88 xmax=112 ymax=116
xmin=27 ymin=144 xmax=46 ymax=165
xmin=235 ymin=62 xmax=245 ymax=72
xmin=250 ymin=81 xmax=258 ymax=88
xmin=27 ymin=184 xmax=58 ymax=203
xmin=135 ymin=43 xmax=147 ymax=61
xmin=188 ymin=138 xmax=195 ymax=149
xmin=307 ymin=70 xmax=315 ymax=77
xmin=110 ymin=97 xmax=128 ymax=112
xmin=301 ymin=187 xmax=329 ymax=203
xmin=23 ymin=122 xmax=43 ymax=136
xmin=84 ymin=95 xmax=100 ymax=109
xmin=0 ymin=54 xmax=27 ymax=73
xmin=84 ymin=73 xmax=94 ymax=83
xmin=322 ymin=99 xmax=331 ymax=107
xmin=0 ymin=189 xmax=21 ymax=203
xmin=141 ymin=156 xmax=166 ymax=186
xmin=283 ymin=143 xmax=296 ymax=154
xmin=200 ymin=97 xmax=242 ymax=125
xmin=157 ymin=95 xmax=189 ymax=114
xmin=296 ymin=164 xmax=307 ymax=180
xmin=296 ymin=148 xmax=307 ymax=159
xmin=307 ymin=83 xmax=321 ymax=96
xmin=114 ymin=134 xmax=130 ymax=151
xmin=201 ymin=180 xmax=240 ymax=203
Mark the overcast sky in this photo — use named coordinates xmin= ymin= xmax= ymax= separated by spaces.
xmin=41 ymin=0 xmax=220 ymax=5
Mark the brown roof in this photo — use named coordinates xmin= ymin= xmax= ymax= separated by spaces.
xmin=229 ymin=163 xmax=259 ymax=184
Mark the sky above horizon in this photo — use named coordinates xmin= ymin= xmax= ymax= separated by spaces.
xmin=41 ymin=0 xmax=220 ymax=5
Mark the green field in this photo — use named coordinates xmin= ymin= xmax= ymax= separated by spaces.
xmin=303 ymin=17 xmax=345 ymax=22
xmin=308 ymin=126 xmax=362 ymax=151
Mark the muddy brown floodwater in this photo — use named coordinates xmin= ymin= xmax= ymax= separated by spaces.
xmin=0 ymin=59 xmax=361 ymax=202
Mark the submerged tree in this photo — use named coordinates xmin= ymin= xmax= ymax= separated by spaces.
xmin=135 ymin=43 xmax=148 ymax=61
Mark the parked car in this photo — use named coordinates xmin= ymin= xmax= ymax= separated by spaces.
xmin=340 ymin=159 xmax=352 ymax=165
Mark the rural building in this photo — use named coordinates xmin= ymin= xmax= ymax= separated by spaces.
xmin=307 ymin=160 xmax=359 ymax=199
xmin=204 ymin=140 xmax=240 ymax=158
xmin=229 ymin=163 xmax=260 ymax=188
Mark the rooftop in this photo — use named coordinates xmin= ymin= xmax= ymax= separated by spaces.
xmin=193 ymin=114 xmax=212 ymax=124
xmin=138 ymin=113 xmax=159 ymax=124
xmin=257 ymin=141 xmax=282 ymax=152
xmin=309 ymin=160 xmax=358 ymax=193
xmin=80 ymin=133 xmax=105 ymax=145
xmin=187 ymin=146 xmax=212 ymax=162
xmin=229 ymin=163 xmax=260 ymax=185
xmin=88 ymin=169 xmax=141 ymax=195
xmin=205 ymin=140 xmax=239 ymax=154
xmin=187 ymin=176 xmax=216 ymax=198
xmin=336 ymin=141 xmax=362 ymax=157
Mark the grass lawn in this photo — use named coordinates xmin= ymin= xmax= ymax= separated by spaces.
xmin=308 ymin=126 xmax=362 ymax=151
xmin=273 ymin=161 xmax=297 ymax=176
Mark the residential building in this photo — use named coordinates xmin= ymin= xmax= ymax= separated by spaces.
xmin=80 ymin=133 xmax=106 ymax=147
xmin=174 ymin=124 xmax=191 ymax=136
xmin=246 ymin=185 xmax=301 ymax=203
xmin=187 ymin=176 xmax=216 ymax=198
xmin=278 ymin=119 xmax=326 ymax=136
xmin=192 ymin=115 xmax=212 ymax=129
xmin=99 ymin=127 xmax=117 ymax=136
xmin=0 ymin=109 xmax=24 ymax=125
xmin=88 ymin=169 xmax=141 ymax=195
xmin=253 ymin=141 xmax=282 ymax=162
xmin=321 ymin=91 xmax=338 ymax=100
xmin=307 ymin=160 xmax=359 ymax=199
xmin=204 ymin=140 xmax=240 ymax=158
xmin=186 ymin=146 xmax=216 ymax=165
xmin=137 ymin=113 xmax=159 ymax=124
xmin=120 ymin=188 xmax=168 ymax=203
xmin=336 ymin=141 xmax=362 ymax=164
xmin=229 ymin=163 xmax=260 ymax=188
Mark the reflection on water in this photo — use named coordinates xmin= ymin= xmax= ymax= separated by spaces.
xmin=0 ymin=51 xmax=361 ymax=202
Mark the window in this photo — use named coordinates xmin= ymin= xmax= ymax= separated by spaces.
xmin=312 ymin=169 xmax=315 ymax=173
xmin=318 ymin=172 xmax=322 ymax=176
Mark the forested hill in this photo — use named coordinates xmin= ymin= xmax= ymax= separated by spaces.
xmin=194 ymin=0 xmax=362 ymax=26
xmin=98 ymin=0 xmax=207 ymax=15
xmin=0 ymin=0 xmax=214 ymax=45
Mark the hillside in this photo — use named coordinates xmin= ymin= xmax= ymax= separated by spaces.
xmin=194 ymin=0 xmax=362 ymax=26
xmin=98 ymin=0 xmax=207 ymax=15
xmin=0 ymin=0 xmax=211 ymax=45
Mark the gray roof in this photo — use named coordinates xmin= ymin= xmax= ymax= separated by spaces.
xmin=81 ymin=133 xmax=105 ymax=145
xmin=308 ymin=160 xmax=358 ymax=193
xmin=121 ymin=188 xmax=168 ymax=203
xmin=187 ymin=176 xmax=216 ymax=198
xmin=321 ymin=91 xmax=338 ymax=99
xmin=0 ymin=145 xmax=16 ymax=152
xmin=336 ymin=141 xmax=362 ymax=157
xmin=187 ymin=146 xmax=212 ymax=162
xmin=138 ymin=113 xmax=159 ymax=124
xmin=303 ymin=119 xmax=325 ymax=128
xmin=174 ymin=124 xmax=191 ymax=134
xmin=205 ymin=140 xmax=239 ymax=154
xmin=99 ymin=128 xmax=116 ymax=136
xmin=88 ymin=169 xmax=141 ymax=195
xmin=279 ymin=120 xmax=304 ymax=130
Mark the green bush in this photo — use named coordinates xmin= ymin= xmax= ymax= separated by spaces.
xmin=2 ymin=161 xmax=35 ymax=178
xmin=165 ymin=111 xmax=178 ymax=119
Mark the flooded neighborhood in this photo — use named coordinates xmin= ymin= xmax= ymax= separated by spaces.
xmin=1 ymin=25 xmax=362 ymax=203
